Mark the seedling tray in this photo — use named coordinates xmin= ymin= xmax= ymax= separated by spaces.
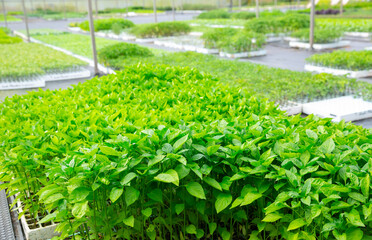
xmin=0 ymin=79 xmax=45 ymax=90
xmin=219 ymin=49 xmax=266 ymax=59
xmin=279 ymin=102 xmax=303 ymax=115
xmin=305 ymin=64 xmax=372 ymax=78
xmin=344 ymin=32 xmax=371 ymax=41
xmin=302 ymin=96 xmax=372 ymax=122
xmin=17 ymin=201 xmax=59 ymax=240
xmin=289 ymin=40 xmax=350 ymax=50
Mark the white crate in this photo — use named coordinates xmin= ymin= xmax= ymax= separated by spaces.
xmin=302 ymin=96 xmax=372 ymax=122
xmin=289 ymin=40 xmax=350 ymax=50
xmin=17 ymin=201 xmax=59 ymax=240
xmin=305 ymin=64 xmax=372 ymax=78
xmin=219 ymin=49 xmax=266 ymax=59
xmin=0 ymin=79 xmax=45 ymax=90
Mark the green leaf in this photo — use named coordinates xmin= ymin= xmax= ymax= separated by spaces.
xmin=361 ymin=174 xmax=370 ymax=198
xmin=285 ymin=170 xmax=299 ymax=187
xmin=209 ymin=222 xmax=217 ymax=235
xmin=154 ymin=169 xmax=179 ymax=186
xmin=345 ymin=209 xmax=365 ymax=227
xmin=148 ymin=154 xmax=165 ymax=167
xmin=204 ymin=177 xmax=222 ymax=191
xmin=196 ymin=229 xmax=204 ymax=239
xmin=120 ymin=172 xmax=137 ymax=185
xmin=262 ymin=213 xmax=283 ymax=222
xmin=110 ymin=187 xmax=123 ymax=203
xmin=123 ymin=215 xmax=134 ymax=227
xmin=147 ymin=188 xmax=162 ymax=202
xmin=44 ymin=193 xmax=65 ymax=204
xmin=142 ymin=208 xmax=152 ymax=218
xmin=215 ymin=192 xmax=232 ymax=213
xmin=207 ymin=145 xmax=220 ymax=156
xmin=186 ymin=182 xmax=206 ymax=199
xmin=72 ymin=201 xmax=89 ymax=218
xmin=173 ymin=134 xmax=189 ymax=152
xmin=186 ymin=224 xmax=197 ymax=234
xmin=346 ymin=228 xmax=363 ymax=240
xmin=348 ymin=192 xmax=366 ymax=203
xmin=125 ymin=186 xmax=140 ymax=207
xmin=70 ymin=187 xmax=91 ymax=202
xmin=100 ymin=146 xmax=120 ymax=156
xmin=240 ymin=192 xmax=262 ymax=206
xmin=287 ymin=218 xmax=306 ymax=231
xmin=306 ymin=129 xmax=318 ymax=140
xmin=221 ymin=229 xmax=231 ymax=240
xmin=318 ymin=138 xmax=335 ymax=154
xmin=38 ymin=212 xmax=57 ymax=224
xmin=175 ymin=204 xmax=185 ymax=215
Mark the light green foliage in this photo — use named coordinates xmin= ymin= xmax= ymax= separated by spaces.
xmin=1 ymin=64 xmax=371 ymax=239
xmin=129 ymin=21 xmax=191 ymax=38
xmin=218 ymin=30 xmax=265 ymax=53
xmin=79 ymin=18 xmax=134 ymax=32
xmin=0 ymin=29 xmax=22 ymax=44
xmin=306 ymin=50 xmax=372 ymax=71
xmin=108 ymin=51 xmax=367 ymax=103
xmin=98 ymin=42 xmax=153 ymax=66
xmin=317 ymin=18 xmax=372 ymax=33
xmin=0 ymin=42 xmax=86 ymax=79
xmin=197 ymin=10 xmax=231 ymax=19
xmin=32 ymin=32 xmax=120 ymax=58
xmin=245 ymin=14 xmax=309 ymax=33
xmin=291 ymin=26 xmax=343 ymax=43
xmin=0 ymin=15 xmax=21 ymax=22
xmin=202 ymin=28 xmax=265 ymax=52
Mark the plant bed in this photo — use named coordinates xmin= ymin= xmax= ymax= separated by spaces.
xmin=304 ymin=64 xmax=372 ymax=78
xmin=219 ymin=49 xmax=267 ymax=59
xmin=305 ymin=50 xmax=372 ymax=77
xmin=17 ymin=201 xmax=59 ymax=240
xmin=302 ymin=95 xmax=372 ymax=122
xmin=344 ymin=32 xmax=371 ymax=41
xmin=195 ymin=47 xmax=219 ymax=54
xmin=289 ymin=40 xmax=350 ymax=50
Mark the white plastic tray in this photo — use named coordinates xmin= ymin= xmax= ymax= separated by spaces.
xmin=305 ymin=64 xmax=372 ymax=78
xmin=289 ymin=40 xmax=350 ymax=50
xmin=219 ymin=49 xmax=267 ymax=59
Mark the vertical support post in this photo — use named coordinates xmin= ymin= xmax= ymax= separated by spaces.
xmin=63 ymin=0 xmax=67 ymax=20
xmin=179 ymin=0 xmax=183 ymax=14
xmin=171 ymin=0 xmax=175 ymax=21
xmin=43 ymin=0 xmax=47 ymax=14
xmin=153 ymin=0 xmax=157 ymax=23
xmin=21 ymin=0 xmax=30 ymax=42
xmin=126 ymin=0 xmax=129 ymax=17
xmin=309 ymin=0 xmax=315 ymax=50
xmin=229 ymin=0 xmax=233 ymax=12
xmin=238 ymin=0 xmax=242 ymax=9
xmin=255 ymin=0 xmax=259 ymax=18
xmin=340 ymin=0 xmax=343 ymax=15
xmin=1 ymin=0 xmax=7 ymax=28
xmin=87 ymin=0 xmax=99 ymax=75
xmin=95 ymin=0 xmax=98 ymax=18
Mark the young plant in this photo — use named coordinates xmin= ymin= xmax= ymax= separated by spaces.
xmin=129 ymin=22 xmax=191 ymax=38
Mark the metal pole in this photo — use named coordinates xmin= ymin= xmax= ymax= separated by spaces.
xmin=309 ymin=0 xmax=315 ymax=50
xmin=171 ymin=0 xmax=175 ymax=21
xmin=255 ymin=0 xmax=259 ymax=18
xmin=63 ymin=0 xmax=67 ymax=20
xmin=95 ymin=0 xmax=98 ymax=18
xmin=43 ymin=0 xmax=47 ymax=14
xmin=21 ymin=0 xmax=30 ymax=42
xmin=87 ymin=0 xmax=99 ymax=75
xmin=1 ymin=0 xmax=7 ymax=28
xmin=340 ymin=0 xmax=343 ymax=15
xmin=153 ymin=0 xmax=157 ymax=23
xmin=126 ymin=0 xmax=129 ymax=17
xmin=229 ymin=0 xmax=233 ymax=12
xmin=238 ymin=0 xmax=242 ymax=9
